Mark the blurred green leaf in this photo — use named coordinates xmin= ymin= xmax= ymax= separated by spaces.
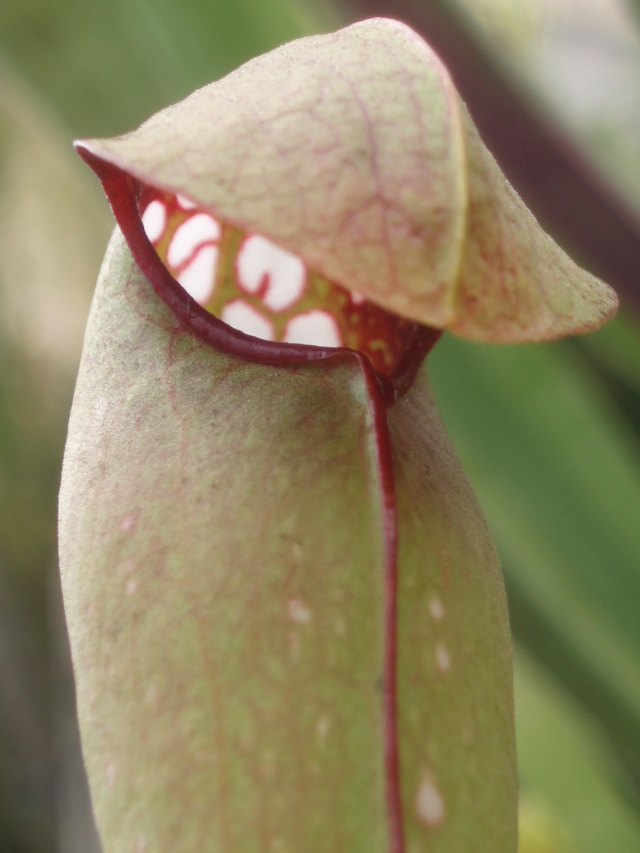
xmin=516 ymin=647 xmax=640 ymax=852
xmin=0 ymin=58 xmax=109 ymax=581
xmin=577 ymin=310 xmax=640 ymax=432
xmin=1 ymin=0 xmax=339 ymax=136
xmin=430 ymin=328 xmax=640 ymax=792
xmin=0 ymin=56 xmax=111 ymax=852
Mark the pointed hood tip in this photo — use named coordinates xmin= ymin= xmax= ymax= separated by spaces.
xmin=74 ymin=139 xmax=102 ymax=168
xmin=73 ymin=138 xmax=92 ymax=155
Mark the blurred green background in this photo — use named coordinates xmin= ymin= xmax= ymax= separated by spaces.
xmin=1 ymin=0 xmax=640 ymax=850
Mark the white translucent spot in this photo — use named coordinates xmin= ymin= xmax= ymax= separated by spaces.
xmin=284 ymin=311 xmax=341 ymax=347
xmin=237 ymin=234 xmax=306 ymax=311
xmin=436 ymin=643 xmax=451 ymax=673
xmin=334 ymin=616 xmax=347 ymax=637
xmin=222 ymin=301 xmax=274 ymax=340
xmin=141 ymin=200 xmax=166 ymax=243
xmin=167 ymin=213 xmax=220 ymax=268
xmin=316 ymin=716 xmax=330 ymax=740
xmin=416 ymin=774 xmax=446 ymax=828
xmin=135 ymin=836 xmax=149 ymax=852
xmin=105 ymin=761 xmax=117 ymax=789
xmin=119 ymin=514 xmax=136 ymax=534
xmin=350 ymin=291 xmax=365 ymax=305
xmin=177 ymin=245 xmax=218 ymax=305
xmin=144 ymin=684 xmax=158 ymax=708
xmin=126 ymin=578 xmax=137 ymax=597
xmin=288 ymin=597 xmax=311 ymax=624
xmin=429 ymin=597 xmax=445 ymax=621
xmin=176 ymin=192 xmax=198 ymax=210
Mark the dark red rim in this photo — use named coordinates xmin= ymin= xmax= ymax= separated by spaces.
xmin=76 ymin=143 xmax=441 ymax=405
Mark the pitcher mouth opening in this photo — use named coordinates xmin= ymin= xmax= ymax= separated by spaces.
xmin=76 ymin=142 xmax=441 ymax=403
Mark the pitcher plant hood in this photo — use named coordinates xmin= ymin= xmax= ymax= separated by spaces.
xmin=76 ymin=17 xmax=616 ymax=350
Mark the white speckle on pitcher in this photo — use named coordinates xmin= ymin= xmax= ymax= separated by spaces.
xmin=316 ymin=716 xmax=331 ymax=741
xmin=416 ymin=772 xmax=446 ymax=829
xmin=436 ymin=642 xmax=451 ymax=673
xmin=287 ymin=597 xmax=311 ymax=624
xmin=429 ymin=597 xmax=445 ymax=621
xmin=119 ymin=513 xmax=137 ymax=534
